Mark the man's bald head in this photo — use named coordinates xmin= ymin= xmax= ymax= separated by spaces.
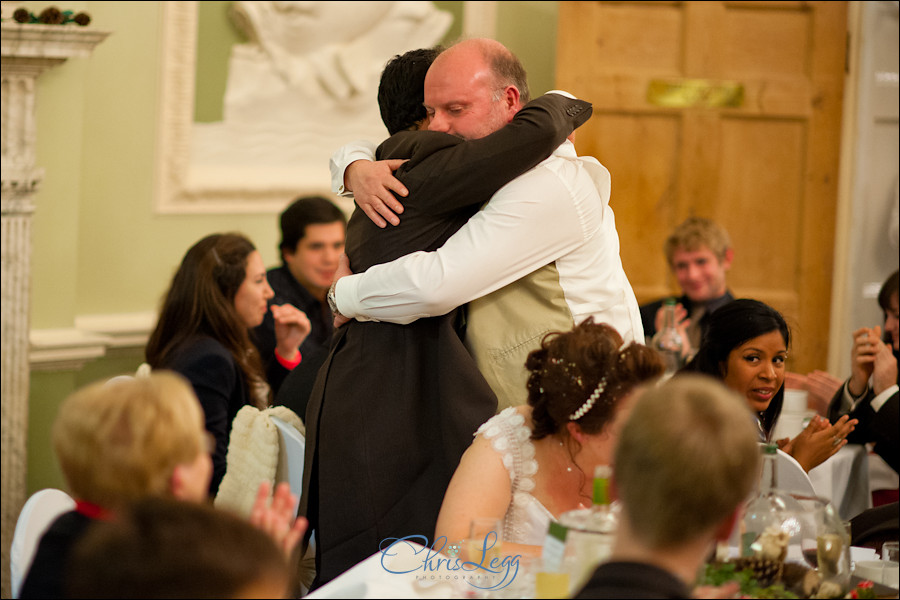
xmin=423 ymin=38 xmax=529 ymax=140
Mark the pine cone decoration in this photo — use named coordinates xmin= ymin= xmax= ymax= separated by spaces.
xmin=728 ymin=556 xmax=784 ymax=587
xmin=13 ymin=8 xmax=31 ymax=23
xmin=73 ymin=12 xmax=90 ymax=26
xmin=38 ymin=6 xmax=63 ymax=25
xmin=782 ymin=562 xmax=820 ymax=598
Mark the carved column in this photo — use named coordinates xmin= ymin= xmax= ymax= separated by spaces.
xmin=1 ymin=21 xmax=108 ymax=597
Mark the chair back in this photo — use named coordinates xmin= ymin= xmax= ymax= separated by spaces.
xmin=10 ymin=489 xmax=76 ymax=598
xmin=775 ymin=449 xmax=817 ymax=496
xmin=272 ymin=415 xmax=305 ymax=516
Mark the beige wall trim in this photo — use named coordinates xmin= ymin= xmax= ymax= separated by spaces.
xmin=462 ymin=1 xmax=497 ymax=39
xmin=29 ymin=312 xmax=155 ymax=371
xmin=830 ymin=1 xmax=862 ymax=375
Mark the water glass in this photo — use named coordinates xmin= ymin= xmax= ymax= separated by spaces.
xmin=883 ymin=541 xmax=900 ymax=588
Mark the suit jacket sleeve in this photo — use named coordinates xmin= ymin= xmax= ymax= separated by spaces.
xmin=377 ymin=93 xmax=593 ymax=217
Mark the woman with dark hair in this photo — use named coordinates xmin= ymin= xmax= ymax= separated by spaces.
xmin=146 ymin=233 xmax=310 ymax=495
xmin=434 ymin=318 xmax=665 ymax=557
xmin=680 ymin=298 xmax=856 ymax=472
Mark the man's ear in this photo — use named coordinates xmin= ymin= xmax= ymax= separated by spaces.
xmin=169 ymin=464 xmax=188 ymax=501
xmin=608 ymin=474 xmax=619 ymax=502
xmin=502 ymin=85 xmax=521 ymax=116
xmin=721 ymin=247 xmax=735 ymax=271
xmin=713 ymin=506 xmax=741 ymax=542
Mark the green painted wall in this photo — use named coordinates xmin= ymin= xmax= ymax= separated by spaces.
xmin=19 ymin=0 xmax=560 ymax=494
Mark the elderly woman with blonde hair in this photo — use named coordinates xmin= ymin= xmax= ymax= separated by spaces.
xmin=19 ymin=372 xmax=304 ymax=599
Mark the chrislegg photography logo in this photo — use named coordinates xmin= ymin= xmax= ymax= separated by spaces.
xmin=379 ymin=532 xmax=522 ymax=591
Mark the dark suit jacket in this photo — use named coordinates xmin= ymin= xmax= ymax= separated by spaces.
xmin=827 ymin=364 xmax=899 ymax=474
xmin=164 ymin=335 xmax=287 ymax=495
xmin=20 ymin=511 xmax=95 ymax=599
xmin=574 ymin=561 xmax=692 ymax=599
xmin=301 ymin=93 xmax=593 ymax=588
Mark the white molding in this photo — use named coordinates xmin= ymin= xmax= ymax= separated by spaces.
xmin=75 ymin=311 xmax=157 ymax=349
xmin=29 ymin=328 xmax=109 ymax=371
xmin=154 ymin=1 xmax=318 ymax=214
xmin=29 ymin=312 xmax=155 ymax=371
xmin=462 ymin=1 xmax=497 ymax=39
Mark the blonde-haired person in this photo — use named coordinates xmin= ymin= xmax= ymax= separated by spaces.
xmin=574 ymin=375 xmax=760 ymax=598
xmin=640 ymin=216 xmax=735 ymax=353
xmin=19 ymin=372 xmax=304 ymax=599
xmin=434 ymin=319 xmax=664 ymax=558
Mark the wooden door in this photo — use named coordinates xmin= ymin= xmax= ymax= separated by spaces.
xmin=557 ymin=1 xmax=847 ymax=374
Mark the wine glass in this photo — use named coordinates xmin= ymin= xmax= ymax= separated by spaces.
xmin=467 ymin=518 xmax=503 ymax=565
xmin=793 ymin=495 xmax=851 ymax=592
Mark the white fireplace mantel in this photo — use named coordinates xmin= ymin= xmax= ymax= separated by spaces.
xmin=1 ymin=21 xmax=110 ymax=72
xmin=1 ymin=19 xmax=110 ymax=600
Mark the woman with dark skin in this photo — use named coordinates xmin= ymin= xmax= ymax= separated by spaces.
xmin=680 ymin=299 xmax=856 ymax=472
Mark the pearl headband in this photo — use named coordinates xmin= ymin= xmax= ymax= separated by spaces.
xmin=569 ymin=376 xmax=607 ymax=421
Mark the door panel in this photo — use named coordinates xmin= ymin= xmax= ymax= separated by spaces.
xmin=557 ymin=1 xmax=847 ymax=373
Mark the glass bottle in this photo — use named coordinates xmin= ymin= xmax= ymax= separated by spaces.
xmin=651 ymin=298 xmax=685 ymax=380
xmin=558 ymin=465 xmax=618 ymax=594
xmin=739 ymin=445 xmax=851 ymax=594
xmin=741 ymin=444 xmax=806 ymax=560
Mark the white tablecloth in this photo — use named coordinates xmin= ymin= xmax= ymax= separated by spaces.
xmin=808 ymin=444 xmax=872 ymax=520
xmin=305 ymin=540 xmax=521 ymax=599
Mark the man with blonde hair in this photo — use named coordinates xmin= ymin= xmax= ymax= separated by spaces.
xmin=575 ymin=375 xmax=759 ymax=598
xmin=640 ymin=216 xmax=735 ymax=351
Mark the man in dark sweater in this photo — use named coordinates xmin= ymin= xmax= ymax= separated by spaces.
xmin=640 ymin=217 xmax=734 ymax=352
xmin=253 ymin=196 xmax=346 ymax=406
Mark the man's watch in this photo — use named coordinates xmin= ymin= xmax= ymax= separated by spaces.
xmin=327 ymin=281 xmax=344 ymax=318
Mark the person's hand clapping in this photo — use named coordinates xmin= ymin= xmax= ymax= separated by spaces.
xmin=346 ymin=159 xmax=408 ymax=227
xmin=654 ymin=302 xmax=692 ymax=357
xmin=805 ymin=370 xmax=844 ymax=415
xmin=271 ymin=303 xmax=311 ymax=362
xmin=848 ymin=326 xmax=879 ymax=397
xmin=249 ymin=481 xmax=307 ymax=559
xmin=871 ymin=337 xmax=898 ymax=395
xmin=784 ymin=414 xmax=857 ymax=472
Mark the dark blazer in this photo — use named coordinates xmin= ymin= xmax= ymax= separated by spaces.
xmin=574 ymin=561 xmax=692 ymax=599
xmin=301 ymin=93 xmax=593 ymax=588
xmin=164 ymin=335 xmax=282 ymax=496
xmin=827 ymin=363 xmax=899 ymax=474
xmin=20 ymin=511 xmax=95 ymax=599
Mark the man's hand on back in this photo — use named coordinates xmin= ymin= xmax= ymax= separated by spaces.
xmin=346 ymin=159 xmax=409 ymax=227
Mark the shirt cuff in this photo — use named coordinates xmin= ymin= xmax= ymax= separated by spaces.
xmin=274 ymin=348 xmax=301 ymax=370
xmin=335 ymin=275 xmax=378 ymax=323
xmin=871 ymin=384 xmax=899 ymax=412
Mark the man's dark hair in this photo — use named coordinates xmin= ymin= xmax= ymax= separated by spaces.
xmin=878 ymin=269 xmax=899 ymax=314
xmin=279 ymin=196 xmax=346 ymax=258
xmin=378 ymin=47 xmax=442 ymax=136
